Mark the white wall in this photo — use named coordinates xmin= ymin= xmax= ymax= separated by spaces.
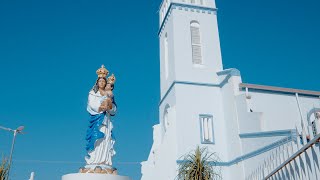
xmin=244 ymin=91 xmax=320 ymax=132
xmin=173 ymin=83 xmax=232 ymax=180
xmin=159 ymin=14 xmax=176 ymax=98
xmin=219 ymin=75 xmax=245 ymax=179
xmin=141 ymin=87 xmax=178 ymax=180
xmin=235 ymin=90 xmax=320 ymax=177
xmin=171 ymin=8 xmax=223 ymax=84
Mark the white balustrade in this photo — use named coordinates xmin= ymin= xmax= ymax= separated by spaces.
xmin=245 ymin=93 xmax=320 ymax=179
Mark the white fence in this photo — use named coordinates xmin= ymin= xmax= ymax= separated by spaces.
xmin=246 ymin=111 xmax=320 ymax=180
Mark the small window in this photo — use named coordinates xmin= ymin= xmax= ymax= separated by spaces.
xmin=164 ymin=33 xmax=169 ymax=79
xmin=161 ymin=10 xmax=164 ymax=21
xmin=200 ymin=115 xmax=214 ymax=144
xmin=191 ymin=0 xmax=195 ymax=4
xmin=190 ymin=21 xmax=202 ymax=64
xmin=163 ymin=105 xmax=170 ymax=132
xmin=164 ymin=110 xmax=169 ymax=131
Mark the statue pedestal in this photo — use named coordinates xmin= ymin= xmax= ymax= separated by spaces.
xmin=62 ymin=173 xmax=131 ymax=180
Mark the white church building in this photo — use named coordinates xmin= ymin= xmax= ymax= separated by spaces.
xmin=141 ymin=0 xmax=320 ymax=179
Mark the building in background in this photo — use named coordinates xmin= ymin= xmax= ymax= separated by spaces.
xmin=141 ymin=0 xmax=320 ymax=179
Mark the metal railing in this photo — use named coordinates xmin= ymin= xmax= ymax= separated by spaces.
xmin=243 ymin=87 xmax=320 ymax=180
xmin=264 ymin=133 xmax=320 ymax=179
xmin=246 ymin=119 xmax=320 ymax=180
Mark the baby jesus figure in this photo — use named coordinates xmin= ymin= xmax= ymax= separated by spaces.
xmin=100 ymin=74 xmax=116 ymax=111
xmin=100 ymin=83 xmax=114 ymax=110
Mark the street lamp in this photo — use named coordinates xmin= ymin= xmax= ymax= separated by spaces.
xmin=0 ymin=125 xmax=25 ymax=180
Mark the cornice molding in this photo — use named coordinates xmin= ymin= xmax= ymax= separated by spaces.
xmin=158 ymin=3 xmax=217 ymax=36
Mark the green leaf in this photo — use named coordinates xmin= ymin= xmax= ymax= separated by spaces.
xmin=176 ymin=146 xmax=221 ymax=180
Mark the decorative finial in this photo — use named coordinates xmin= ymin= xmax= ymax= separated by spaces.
xmin=107 ymin=74 xmax=116 ymax=85
xmin=96 ymin=65 xmax=109 ymax=78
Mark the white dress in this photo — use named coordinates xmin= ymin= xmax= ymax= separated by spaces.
xmin=85 ymin=90 xmax=116 ymax=166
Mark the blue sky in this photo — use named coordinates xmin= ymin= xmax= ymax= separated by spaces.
xmin=0 ymin=0 xmax=319 ymax=179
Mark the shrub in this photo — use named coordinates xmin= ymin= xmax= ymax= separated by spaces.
xmin=0 ymin=158 xmax=9 ymax=180
xmin=177 ymin=146 xmax=221 ymax=180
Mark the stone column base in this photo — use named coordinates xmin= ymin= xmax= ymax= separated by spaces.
xmin=62 ymin=173 xmax=131 ymax=180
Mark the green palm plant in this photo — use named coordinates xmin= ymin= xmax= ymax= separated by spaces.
xmin=0 ymin=157 xmax=9 ymax=180
xmin=177 ymin=146 xmax=221 ymax=180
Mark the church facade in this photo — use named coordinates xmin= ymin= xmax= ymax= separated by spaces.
xmin=141 ymin=0 xmax=320 ymax=179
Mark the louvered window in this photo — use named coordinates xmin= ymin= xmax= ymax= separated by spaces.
xmin=200 ymin=115 xmax=214 ymax=144
xmin=190 ymin=22 xmax=202 ymax=64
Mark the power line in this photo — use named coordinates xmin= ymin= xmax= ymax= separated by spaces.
xmin=13 ymin=159 xmax=141 ymax=165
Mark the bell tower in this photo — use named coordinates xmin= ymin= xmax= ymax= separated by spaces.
xmin=142 ymin=1 xmax=231 ymax=180
xmin=157 ymin=0 xmax=227 ymax=167
xmin=159 ymin=0 xmax=223 ymax=97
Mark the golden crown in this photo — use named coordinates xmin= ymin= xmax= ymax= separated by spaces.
xmin=107 ymin=74 xmax=116 ymax=85
xmin=96 ymin=65 xmax=109 ymax=78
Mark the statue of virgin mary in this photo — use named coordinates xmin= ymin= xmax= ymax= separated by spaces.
xmin=84 ymin=65 xmax=117 ymax=174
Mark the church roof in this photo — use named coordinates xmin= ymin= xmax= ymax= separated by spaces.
xmin=240 ymin=83 xmax=320 ymax=97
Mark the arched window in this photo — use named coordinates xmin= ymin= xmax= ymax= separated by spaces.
xmin=311 ymin=111 xmax=320 ymax=137
xmin=190 ymin=21 xmax=202 ymax=64
xmin=163 ymin=105 xmax=170 ymax=132
xmin=307 ymin=109 xmax=320 ymax=137
xmin=164 ymin=33 xmax=169 ymax=79
xmin=312 ymin=121 xmax=317 ymax=137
